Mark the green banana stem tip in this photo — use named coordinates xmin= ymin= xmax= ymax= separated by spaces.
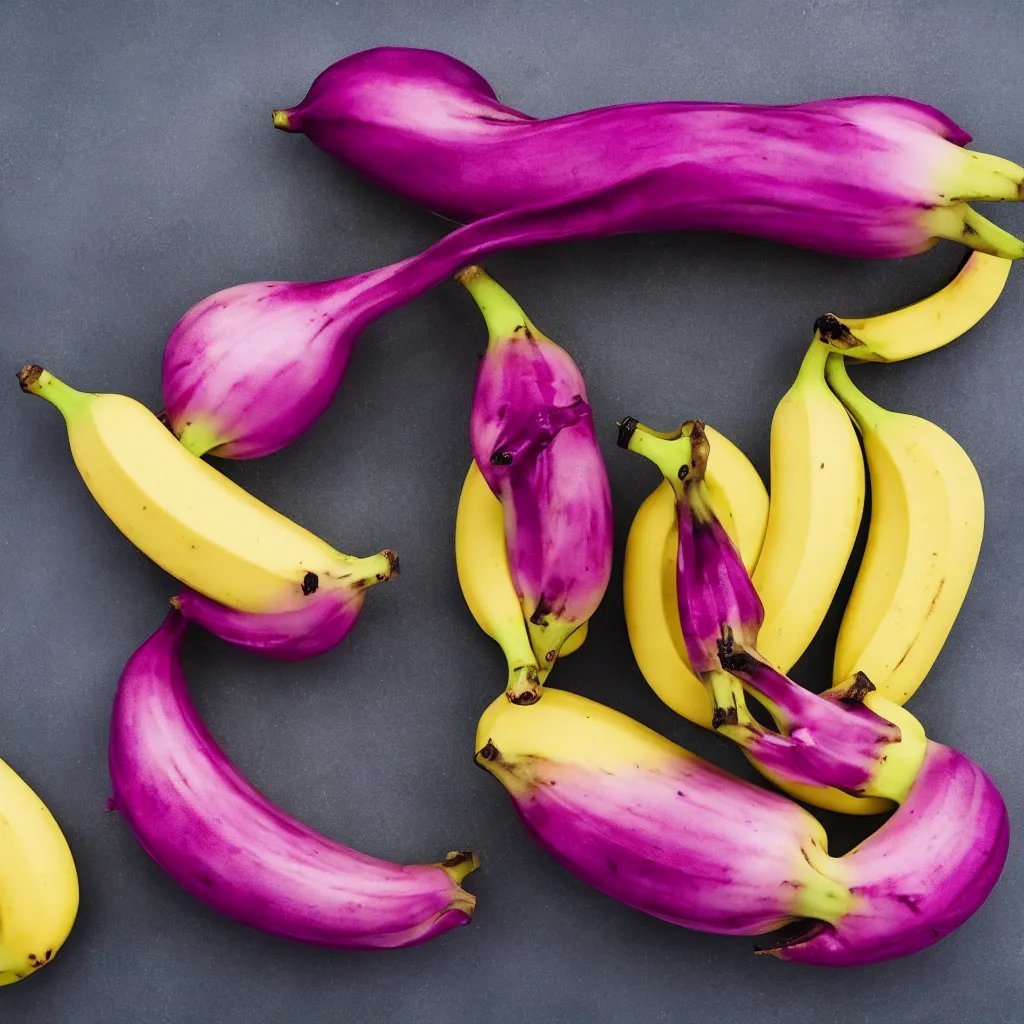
xmin=930 ymin=203 xmax=1024 ymax=259
xmin=616 ymin=416 xmax=698 ymax=490
xmin=17 ymin=364 xmax=91 ymax=419
xmin=456 ymin=265 xmax=535 ymax=344
xmin=793 ymin=338 xmax=832 ymax=385
xmin=176 ymin=420 xmax=226 ymax=459
xmin=824 ymin=354 xmax=887 ymax=430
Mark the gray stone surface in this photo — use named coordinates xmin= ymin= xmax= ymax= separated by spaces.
xmin=1 ymin=1 xmax=1021 ymax=1020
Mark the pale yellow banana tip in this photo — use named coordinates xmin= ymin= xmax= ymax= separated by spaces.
xmin=271 ymin=108 xmax=294 ymax=131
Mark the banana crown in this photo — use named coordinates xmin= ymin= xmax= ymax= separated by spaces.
xmin=617 ymin=398 xmax=927 ymax=804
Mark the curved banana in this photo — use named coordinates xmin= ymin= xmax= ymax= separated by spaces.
xmin=455 ymin=462 xmax=585 ymax=682
xmin=18 ymin=367 xmax=397 ymax=614
xmin=0 ymin=758 xmax=79 ymax=986
xmin=474 ymin=688 xmax=1008 ymax=966
xmin=815 ymin=251 xmax=1012 ymax=362
xmin=752 ymin=341 xmax=865 ymax=673
xmin=622 ymin=424 xmax=768 ymax=728
xmin=826 ymin=356 xmax=984 ymax=704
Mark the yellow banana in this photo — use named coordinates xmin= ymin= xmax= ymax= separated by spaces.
xmin=752 ymin=341 xmax=865 ymax=673
xmin=18 ymin=367 xmax=395 ymax=614
xmin=815 ymin=251 xmax=1012 ymax=362
xmin=622 ymin=425 xmax=768 ymax=728
xmin=455 ymin=462 xmax=585 ymax=689
xmin=827 ymin=356 xmax=984 ymax=704
xmin=0 ymin=758 xmax=79 ymax=986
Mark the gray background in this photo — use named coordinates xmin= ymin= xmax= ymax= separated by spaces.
xmin=1 ymin=1 xmax=1021 ymax=1021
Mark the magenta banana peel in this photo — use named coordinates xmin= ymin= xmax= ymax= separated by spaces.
xmin=171 ymin=548 xmax=397 ymax=660
xmin=109 ymin=612 xmax=477 ymax=947
xmin=475 ymin=688 xmax=1008 ymax=966
xmin=163 ymin=179 xmax=798 ymax=460
xmin=462 ymin=266 xmax=612 ymax=702
xmin=619 ymin=417 xmax=923 ymax=804
xmin=274 ymin=46 xmax=1024 ymax=260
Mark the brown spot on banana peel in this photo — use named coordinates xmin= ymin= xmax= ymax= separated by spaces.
xmin=716 ymin=643 xmax=761 ymax=676
xmin=686 ymin=421 xmax=710 ymax=483
xmin=888 ymin=578 xmax=946 ymax=674
xmin=301 ymin=572 xmax=319 ymax=595
xmin=529 ymin=594 xmax=552 ymax=627
xmin=712 ymin=705 xmax=740 ymax=730
xmin=477 ymin=740 xmax=501 ymax=764
xmin=926 ymin=577 xmax=945 ymax=617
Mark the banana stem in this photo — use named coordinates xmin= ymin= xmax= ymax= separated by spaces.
xmin=616 ymin=418 xmax=693 ymax=497
xmin=928 ymin=203 xmax=1024 ymax=259
xmin=346 ymin=549 xmax=400 ymax=587
xmin=824 ymin=355 xmax=887 ymax=432
xmin=792 ymin=339 xmax=831 ymax=388
xmin=436 ymin=850 xmax=480 ymax=886
xmin=506 ymin=663 xmax=542 ymax=705
xmin=17 ymin=365 xmax=93 ymax=420
xmin=456 ymin=265 xmax=539 ymax=348
xmin=704 ymin=669 xmax=759 ymax=733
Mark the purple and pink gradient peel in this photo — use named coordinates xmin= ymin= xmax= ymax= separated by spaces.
xmin=475 ymin=690 xmax=1008 ymax=966
xmin=274 ymin=46 xmax=1023 ymax=258
xmin=171 ymin=549 xmax=397 ymax=660
xmin=109 ymin=612 xmax=477 ymax=948
xmin=769 ymin=741 xmax=1010 ymax=966
xmin=166 ymin=49 xmax=1022 ymax=463
xmin=462 ymin=266 xmax=613 ymax=696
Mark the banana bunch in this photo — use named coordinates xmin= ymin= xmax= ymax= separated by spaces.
xmin=455 ymin=267 xmax=613 ymax=704
xmin=469 ymin=252 xmax=1011 ymax=964
xmin=621 ymin=255 xmax=995 ymax=754
xmin=11 ymin=59 xmax=1019 ymax=984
